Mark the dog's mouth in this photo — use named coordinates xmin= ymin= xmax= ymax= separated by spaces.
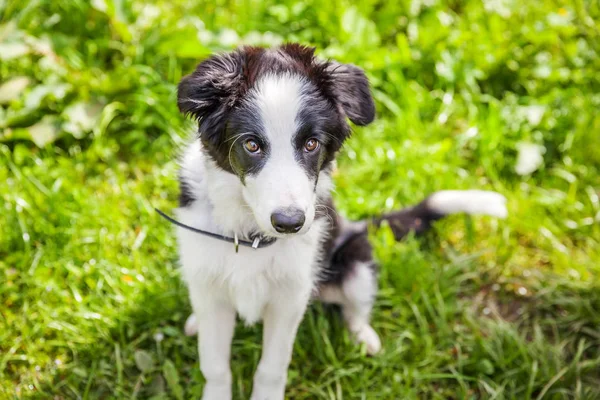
xmin=254 ymin=227 xmax=308 ymax=240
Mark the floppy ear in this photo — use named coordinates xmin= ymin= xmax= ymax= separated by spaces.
xmin=177 ymin=51 xmax=246 ymax=145
xmin=327 ymin=62 xmax=375 ymax=126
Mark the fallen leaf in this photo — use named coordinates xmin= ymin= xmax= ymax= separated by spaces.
xmin=134 ymin=350 xmax=155 ymax=372
xmin=163 ymin=360 xmax=184 ymax=400
xmin=0 ymin=42 xmax=30 ymax=60
xmin=62 ymin=102 xmax=103 ymax=138
xmin=27 ymin=116 xmax=59 ymax=147
xmin=0 ymin=77 xmax=31 ymax=104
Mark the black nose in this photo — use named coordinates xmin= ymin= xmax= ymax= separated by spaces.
xmin=270 ymin=208 xmax=306 ymax=234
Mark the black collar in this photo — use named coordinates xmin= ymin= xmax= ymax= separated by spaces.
xmin=155 ymin=208 xmax=277 ymax=252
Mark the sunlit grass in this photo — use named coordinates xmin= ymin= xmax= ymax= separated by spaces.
xmin=1 ymin=0 xmax=599 ymax=398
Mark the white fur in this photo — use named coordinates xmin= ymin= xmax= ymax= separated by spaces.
xmin=250 ymin=293 xmax=308 ymax=400
xmin=242 ymin=74 xmax=317 ymax=236
xmin=178 ymin=74 xmax=333 ymax=400
xmin=184 ymin=313 xmax=197 ymax=336
xmin=427 ymin=190 xmax=508 ymax=218
xmin=178 ymin=141 xmax=331 ymax=326
xmin=193 ymin=297 xmax=236 ymax=400
xmin=178 ymin=147 xmax=329 ymax=399
xmin=318 ymin=262 xmax=381 ymax=355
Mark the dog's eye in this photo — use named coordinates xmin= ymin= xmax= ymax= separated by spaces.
xmin=304 ymin=138 xmax=320 ymax=152
xmin=244 ymin=139 xmax=261 ymax=154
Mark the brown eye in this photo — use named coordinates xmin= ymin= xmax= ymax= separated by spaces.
xmin=304 ymin=138 xmax=319 ymax=152
xmin=244 ymin=139 xmax=260 ymax=153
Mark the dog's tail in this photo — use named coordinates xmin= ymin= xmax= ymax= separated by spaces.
xmin=328 ymin=190 xmax=507 ymax=267
xmin=370 ymin=190 xmax=507 ymax=241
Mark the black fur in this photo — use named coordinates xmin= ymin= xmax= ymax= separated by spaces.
xmin=326 ymin=62 xmax=376 ymax=126
xmin=177 ymin=44 xmax=374 ymax=182
xmin=178 ymin=179 xmax=196 ymax=207
xmin=223 ymin=104 xmax=269 ymax=182
xmin=318 ymin=195 xmax=449 ymax=286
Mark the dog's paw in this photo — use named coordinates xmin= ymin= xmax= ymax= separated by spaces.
xmin=355 ymin=324 xmax=381 ymax=355
xmin=202 ymin=381 xmax=232 ymax=400
xmin=184 ymin=313 xmax=198 ymax=336
xmin=250 ymin=386 xmax=285 ymax=400
xmin=250 ymin=369 xmax=286 ymax=400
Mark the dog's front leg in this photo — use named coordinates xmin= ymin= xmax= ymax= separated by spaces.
xmin=192 ymin=297 xmax=236 ymax=400
xmin=251 ymin=294 xmax=309 ymax=400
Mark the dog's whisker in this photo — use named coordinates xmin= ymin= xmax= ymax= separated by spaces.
xmin=225 ymin=132 xmax=254 ymax=142
xmin=316 ymin=204 xmax=340 ymax=219
xmin=228 ymin=135 xmax=247 ymax=176
xmin=315 ymin=205 xmax=335 ymax=227
xmin=316 ymin=130 xmax=343 ymax=146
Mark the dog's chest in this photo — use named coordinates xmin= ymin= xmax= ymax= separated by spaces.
xmin=177 ymin=206 xmax=327 ymax=324
xmin=223 ymin=251 xmax=308 ymax=324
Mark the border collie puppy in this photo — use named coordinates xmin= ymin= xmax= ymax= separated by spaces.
xmin=174 ymin=43 xmax=507 ymax=400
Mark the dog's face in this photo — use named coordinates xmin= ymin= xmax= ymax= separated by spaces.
xmin=178 ymin=44 xmax=374 ymax=237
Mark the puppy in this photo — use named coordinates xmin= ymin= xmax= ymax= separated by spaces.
xmin=173 ymin=43 xmax=507 ymax=400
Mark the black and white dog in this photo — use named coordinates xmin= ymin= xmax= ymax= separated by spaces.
xmin=173 ymin=43 xmax=507 ymax=400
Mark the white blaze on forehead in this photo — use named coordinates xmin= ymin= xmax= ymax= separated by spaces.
xmin=242 ymin=73 xmax=317 ymax=235
xmin=252 ymin=73 xmax=306 ymax=144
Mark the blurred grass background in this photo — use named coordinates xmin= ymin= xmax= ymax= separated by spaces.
xmin=1 ymin=0 xmax=599 ymax=398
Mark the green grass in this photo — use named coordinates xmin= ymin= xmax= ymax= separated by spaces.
xmin=1 ymin=0 xmax=600 ymax=398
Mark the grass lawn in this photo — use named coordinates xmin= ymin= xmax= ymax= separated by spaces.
xmin=1 ymin=0 xmax=599 ymax=398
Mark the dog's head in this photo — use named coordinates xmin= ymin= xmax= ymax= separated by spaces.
xmin=178 ymin=44 xmax=375 ymax=237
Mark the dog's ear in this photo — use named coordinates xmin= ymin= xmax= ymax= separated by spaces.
xmin=177 ymin=51 xmax=246 ymax=145
xmin=327 ymin=62 xmax=375 ymax=126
